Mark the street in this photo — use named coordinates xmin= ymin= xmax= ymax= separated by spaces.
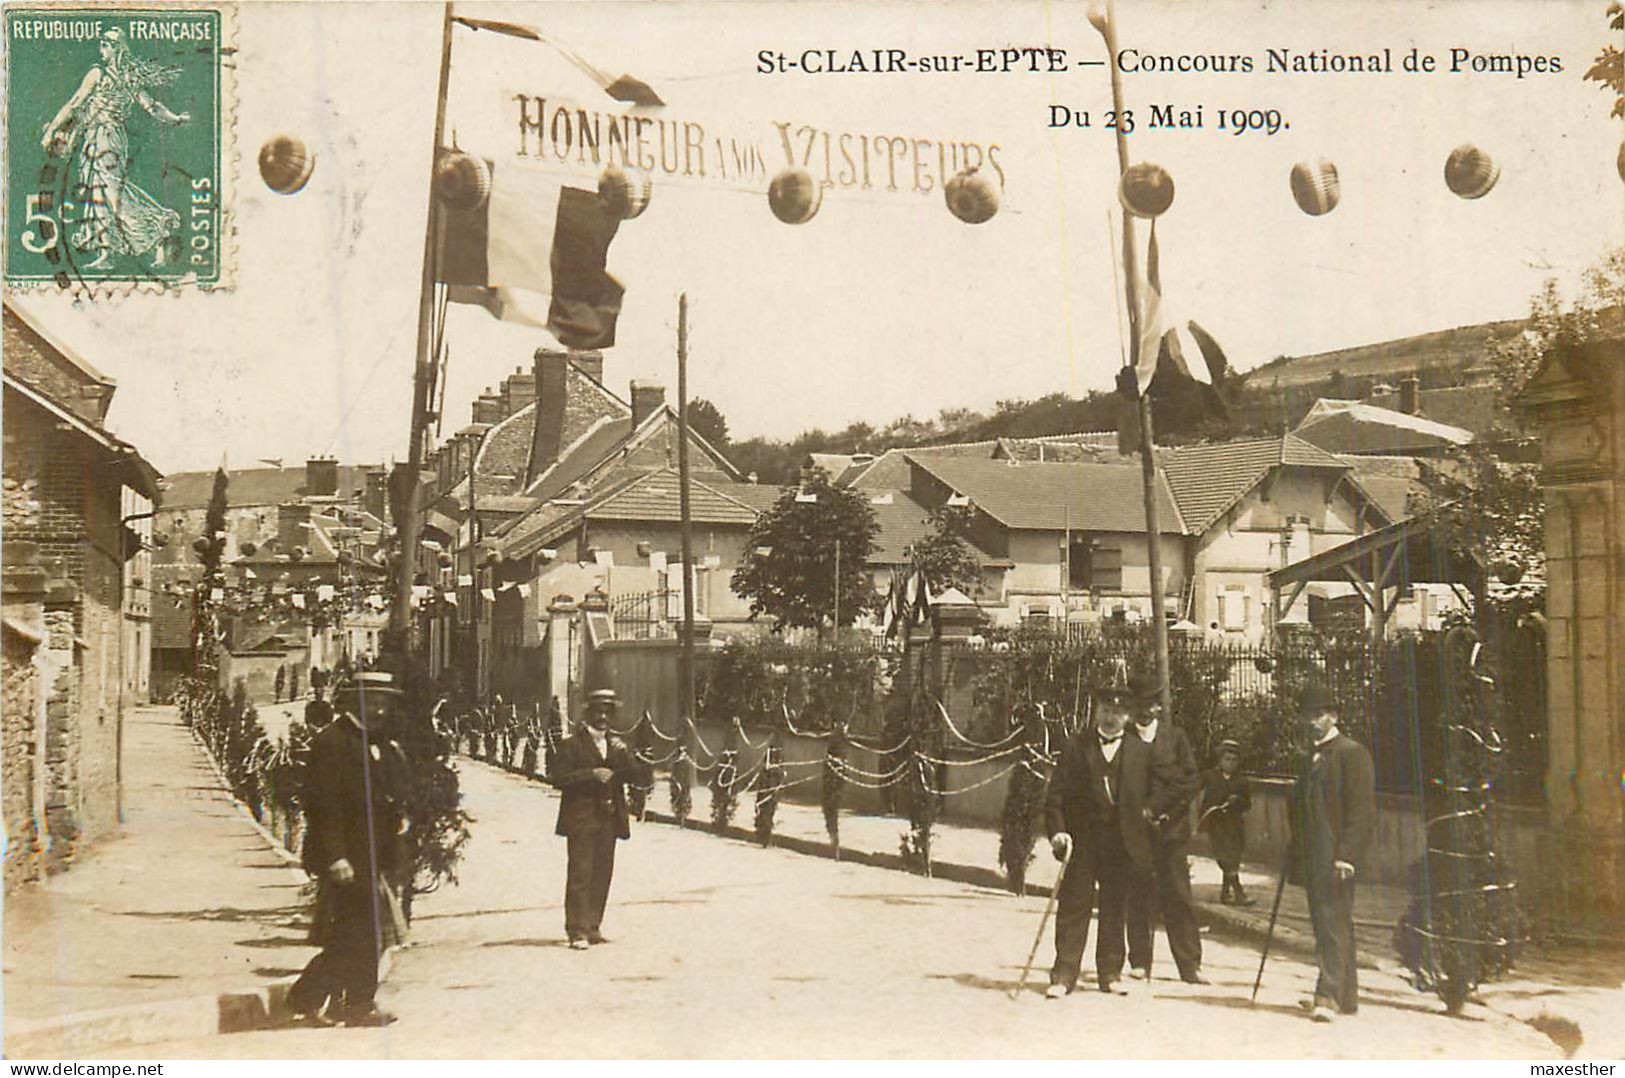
xmin=115 ymin=755 xmax=1561 ymax=1059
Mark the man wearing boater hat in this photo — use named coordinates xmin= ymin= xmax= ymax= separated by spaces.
xmin=1126 ymin=670 xmax=1207 ymax=985
xmin=551 ymin=688 xmax=635 ymax=949
xmin=1042 ymin=679 xmax=1156 ymax=998
xmin=1289 ymin=678 xmax=1375 ymax=1022
xmin=288 ymin=671 xmax=411 ymax=1027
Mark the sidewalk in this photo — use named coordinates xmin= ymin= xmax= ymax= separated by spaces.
xmin=3 ymin=705 xmax=316 ymax=1057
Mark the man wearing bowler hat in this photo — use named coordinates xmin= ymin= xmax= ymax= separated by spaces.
xmin=1042 ymin=680 xmax=1156 ymax=997
xmin=1289 ymin=678 xmax=1376 ymax=1022
xmin=551 ymin=688 xmax=635 ymax=948
xmin=1126 ymin=670 xmax=1207 ymax=985
xmin=288 ymin=671 xmax=411 ymax=1027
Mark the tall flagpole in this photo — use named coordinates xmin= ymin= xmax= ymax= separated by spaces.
xmin=389 ymin=1 xmax=455 ymax=658
xmin=1095 ymin=0 xmax=1172 ymax=716
xmin=676 ymin=294 xmax=697 ymax=724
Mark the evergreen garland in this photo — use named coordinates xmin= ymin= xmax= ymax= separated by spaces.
xmin=1395 ymin=627 xmax=1520 ymax=1013
xmin=627 ymin=712 xmax=656 ymax=820
xmin=710 ymin=724 xmax=741 ymax=833
xmin=822 ymin=728 xmax=848 ymax=854
xmin=542 ymin=698 xmax=565 ymax=780
xmin=898 ymin=648 xmax=943 ymax=876
xmin=754 ymin=737 xmax=784 ymax=846
xmin=669 ymin=752 xmax=694 ymax=827
xmin=998 ymin=704 xmax=1047 ymax=894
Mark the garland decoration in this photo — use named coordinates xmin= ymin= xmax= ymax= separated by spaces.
xmin=710 ymin=722 xmax=742 ymax=833
xmin=754 ymin=735 xmax=785 ymax=846
xmin=822 ymin=725 xmax=849 ymax=854
xmin=998 ymin=702 xmax=1050 ymax=895
xmin=669 ymin=749 xmax=694 ymax=827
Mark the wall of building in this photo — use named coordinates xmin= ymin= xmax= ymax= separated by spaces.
xmin=988 ymin=530 xmax=1185 ymax=627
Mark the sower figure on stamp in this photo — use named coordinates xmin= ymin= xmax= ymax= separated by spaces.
xmin=1289 ymin=679 xmax=1376 ymax=1022
xmin=289 ymin=672 xmax=411 ymax=1027
xmin=551 ymin=688 xmax=635 ymax=949
xmin=1042 ymin=682 xmax=1155 ymax=998
xmin=1127 ymin=672 xmax=1207 ymax=985
xmin=1200 ymin=739 xmax=1254 ymax=906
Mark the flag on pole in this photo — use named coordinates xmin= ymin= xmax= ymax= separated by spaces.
xmin=438 ymin=163 xmax=626 ymax=349
xmin=1124 ymin=220 xmax=1231 ymax=414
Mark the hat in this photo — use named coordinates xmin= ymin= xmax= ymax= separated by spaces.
xmin=585 ymin=688 xmax=619 ymax=706
xmin=1091 ymin=683 xmax=1133 ymax=707
xmin=1217 ymin=739 xmax=1241 ymax=754
xmin=334 ymin=671 xmax=403 ymax=697
xmin=1127 ymin=671 xmax=1161 ymax=704
xmin=1296 ymin=680 xmax=1338 ymax=717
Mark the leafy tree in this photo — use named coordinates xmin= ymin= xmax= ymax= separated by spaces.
xmin=730 ymin=465 xmax=878 ymax=640
xmin=909 ymin=504 xmax=982 ymax=597
xmin=191 ymin=467 xmax=229 ymax=677
xmin=1585 ymin=2 xmax=1624 ymax=118
xmin=686 ymin=397 xmax=729 ymax=448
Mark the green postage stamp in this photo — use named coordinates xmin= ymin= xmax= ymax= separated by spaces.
xmin=4 ymin=4 xmax=233 ymax=291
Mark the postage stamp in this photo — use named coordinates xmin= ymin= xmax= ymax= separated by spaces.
xmin=4 ymin=4 xmax=233 ymax=291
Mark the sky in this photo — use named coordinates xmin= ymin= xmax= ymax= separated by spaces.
xmin=8 ymin=0 xmax=1623 ymax=474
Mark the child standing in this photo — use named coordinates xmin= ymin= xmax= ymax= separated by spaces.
xmin=1200 ymin=739 xmax=1254 ymax=906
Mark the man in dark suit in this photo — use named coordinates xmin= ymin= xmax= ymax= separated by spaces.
xmin=288 ymin=672 xmax=411 ymax=1027
xmin=1126 ymin=672 xmax=1207 ymax=984
xmin=1289 ymin=680 xmax=1376 ymax=1022
xmin=1043 ymin=683 xmax=1156 ymax=997
xmin=551 ymin=688 xmax=634 ymax=949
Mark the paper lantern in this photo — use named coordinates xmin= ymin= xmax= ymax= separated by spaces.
xmin=768 ymin=168 xmax=822 ymax=224
xmin=1118 ymin=162 xmax=1174 ymax=218
xmin=191 ymin=536 xmax=210 ymax=555
xmin=1444 ymin=144 xmax=1499 ymax=200
xmin=1289 ymin=158 xmax=1340 ymax=216
xmin=1493 ymin=558 xmax=1524 ymax=586
xmin=434 ymin=151 xmax=492 ymax=212
xmin=240 ymin=541 xmax=257 ymax=557
xmin=598 ymin=165 xmax=652 ymax=220
xmin=258 ymin=135 xmax=315 ymax=195
xmin=289 ymin=546 xmax=307 ymax=562
xmin=437 ymin=551 xmax=453 ymax=569
xmin=1254 ymin=654 xmax=1275 ymax=674
xmin=945 ymin=167 xmax=1001 ymax=224
xmin=337 ymin=549 xmax=353 ymax=566
xmin=151 ymin=533 xmax=170 ymax=549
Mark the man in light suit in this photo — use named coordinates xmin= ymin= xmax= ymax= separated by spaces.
xmin=1043 ymin=683 xmax=1156 ymax=997
xmin=1289 ymin=679 xmax=1376 ymax=1022
xmin=551 ymin=688 xmax=634 ymax=949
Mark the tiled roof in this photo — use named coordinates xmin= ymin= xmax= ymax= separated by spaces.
xmin=994 ymin=432 xmax=1119 ymax=463
xmin=848 ymin=440 xmax=1001 ymax=489
xmin=1294 ymin=402 xmax=1473 ymax=454
xmin=587 ymin=469 xmax=760 ymax=525
xmin=161 ymin=465 xmax=376 ymax=509
xmin=1157 ymin=434 xmax=1347 ymax=532
xmin=528 ymin=416 xmax=636 ymax=502
xmin=865 ymin=490 xmax=945 ymax=564
xmin=908 ymin=456 xmax=1186 ymax=535
xmin=474 ymin=405 xmax=537 ymax=489
xmin=151 ymin=592 xmax=192 ymax=650
xmin=1348 ymin=475 xmax=1412 ymax=523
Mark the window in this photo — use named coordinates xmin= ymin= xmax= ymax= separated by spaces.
xmin=1068 ymin=538 xmax=1091 ymax=590
xmin=1091 ymin=544 xmax=1123 ymax=592
xmin=1219 ymin=586 xmax=1248 ymax=632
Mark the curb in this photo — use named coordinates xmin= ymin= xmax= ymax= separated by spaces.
xmin=5 ymin=725 xmax=310 ymax=1059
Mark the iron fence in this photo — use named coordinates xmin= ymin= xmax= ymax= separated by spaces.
xmin=609 ymin=589 xmax=677 ymax=640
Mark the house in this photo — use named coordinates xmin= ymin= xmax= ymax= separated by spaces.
xmin=413 ymin=347 xmax=762 ymax=701
xmin=3 ymin=302 xmax=162 ymax=889
xmin=1293 ymin=397 xmax=1474 ymax=457
xmin=900 ymin=453 xmax=1189 ymax=627
xmin=150 ymin=457 xmax=389 ymax=698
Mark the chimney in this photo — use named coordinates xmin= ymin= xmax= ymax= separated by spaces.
xmin=631 ymin=379 xmax=666 ymax=428
xmin=306 ymin=457 xmax=339 ymax=497
xmin=530 ymin=349 xmax=570 ymax=484
xmin=472 ymin=387 xmax=503 ymax=425
xmin=571 ymin=350 xmax=604 ymax=386
xmin=502 ymin=365 xmax=536 ymax=415
xmin=1399 ymin=376 xmax=1420 ymax=416
xmin=278 ymin=503 xmax=312 ymax=552
xmin=364 ymin=469 xmax=387 ymax=521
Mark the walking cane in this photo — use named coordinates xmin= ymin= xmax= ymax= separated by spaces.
xmin=1249 ymin=841 xmax=1295 ymax=1003
xmin=1012 ymin=844 xmax=1072 ymax=1000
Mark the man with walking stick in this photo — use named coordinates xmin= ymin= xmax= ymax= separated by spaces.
xmin=1287 ymin=679 xmax=1376 ymax=1022
xmin=1041 ymin=682 xmax=1155 ymax=998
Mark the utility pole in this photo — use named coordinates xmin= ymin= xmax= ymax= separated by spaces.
xmin=389 ymin=1 xmax=454 ymax=660
xmin=834 ymin=537 xmax=842 ymax=643
xmin=676 ymin=294 xmax=697 ymax=723
xmin=1094 ymin=0 xmax=1172 ymax=718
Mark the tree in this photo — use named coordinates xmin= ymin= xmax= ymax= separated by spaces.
xmin=1585 ymin=1 xmax=1624 ymax=119
xmin=191 ymin=467 xmax=229 ymax=678
xmin=686 ymin=397 xmax=729 ymax=448
xmin=908 ymin=504 xmax=982 ymax=597
xmin=730 ymin=465 xmax=878 ymax=640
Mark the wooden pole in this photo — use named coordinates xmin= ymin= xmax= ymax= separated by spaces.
xmin=389 ymin=1 xmax=454 ymax=658
xmin=677 ymin=294 xmax=697 ymax=723
xmin=1095 ymin=0 xmax=1172 ymax=717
